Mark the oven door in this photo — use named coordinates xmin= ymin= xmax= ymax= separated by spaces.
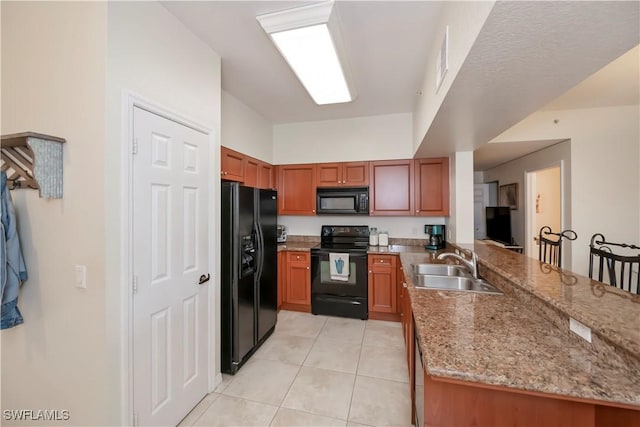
xmin=310 ymin=250 xmax=368 ymax=319
xmin=310 ymin=251 xmax=367 ymax=298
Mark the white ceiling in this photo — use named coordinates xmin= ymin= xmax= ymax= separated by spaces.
xmin=473 ymin=43 xmax=639 ymax=171
xmin=162 ymin=1 xmax=639 ymax=169
xmin=415 ymin=1 xmax=640 ymax=158
xmin=162 ymin=1 xmax=443 ymax=124
xmin=542 ymin=44 xmax=640 ymax=112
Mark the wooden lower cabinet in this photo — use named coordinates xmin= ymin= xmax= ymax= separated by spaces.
xmin=368 ymin=254 xmax=400 ymax=321
xmin=418 ymin=375 xmax=640 ymax=427
xmin=282 ymin=251 xmax=311 ymax=312
xmin=277 ymin=251 xmax=284 ymax=311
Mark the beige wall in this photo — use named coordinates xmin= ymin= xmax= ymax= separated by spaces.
xmin=446 ymin=151 xmax=475 ymax=244
xmin=413 ymin=1 xmax=495 ymax=149
xmin=273 ymin=113 xmax=413 ymax=164
xmin=484 ymin=141 xmax=572 ymax=265
xmin=221 ymin=91 xmax=273 ymax=163
xmin=489 ymin=104 xmax=639 ymax=275
xmin=105 ymin=2 xmax=222 ymax=423
xmin=1 ymin=2 xmax=109 ymax=425
xmin=0 ymin=1 xmax=222 ymax=425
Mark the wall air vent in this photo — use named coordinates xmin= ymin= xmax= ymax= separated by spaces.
xmin=436 ymin=26 xmax=449 ymax=92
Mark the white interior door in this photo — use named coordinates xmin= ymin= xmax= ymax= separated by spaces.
xmin=132 ymin=107 xmax=209 ymax=426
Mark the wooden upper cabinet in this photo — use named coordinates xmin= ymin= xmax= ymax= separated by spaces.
xmin=415 ymin=157 xmax=450 ymax=216
xmin=278 ymin=164 xmax=317 ymax=215
xmin=220 ymin=146 xmax=275 ymax=189
xmin=220 ymin=146 xmax=244 ymax=182
xmin=343 ymin=162 xmax=369 ymax=186
xmin=244 ymin=156 xmax=259 ymax=188
xmin=316 ymin=161 xmax=369 ymax=187
xmin=369 ymin=160 xmax=414 ymax=215
xmin=258 ymin=162 xmax=274 ymax=189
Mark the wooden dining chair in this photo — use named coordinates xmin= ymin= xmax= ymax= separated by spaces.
xmin=538 ymin=226 xmax=577 ymax=267
xmin=588 ymin=233 xmax=640 ymax=295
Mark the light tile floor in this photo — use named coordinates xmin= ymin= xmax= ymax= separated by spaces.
xmin=179 ymin=310 xmax=412 ymax=427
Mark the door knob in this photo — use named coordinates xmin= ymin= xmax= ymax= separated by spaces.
xmin=198 ymin=274 xmax=211 ymax=285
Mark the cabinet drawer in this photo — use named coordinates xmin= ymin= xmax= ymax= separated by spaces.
xmin=286 ymin=252 xmax=309 ymax=263
xmin=369 ymin=255 xmax=395 ymax=266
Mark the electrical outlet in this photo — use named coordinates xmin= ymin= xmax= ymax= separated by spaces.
xmin=75 ymin=265 xmax=87 ymax=289
xmin=569 ymin=317 xmax=591 ymax=343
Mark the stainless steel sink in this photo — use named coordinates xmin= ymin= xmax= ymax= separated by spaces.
xmin=413 ymin=275 xmax=503 ymax=295
xmin=412 ymin=263 xmax=468 ymax=277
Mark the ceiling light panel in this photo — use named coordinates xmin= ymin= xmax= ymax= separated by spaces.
xmin=257 ymin=1 xmax=353 ymax=105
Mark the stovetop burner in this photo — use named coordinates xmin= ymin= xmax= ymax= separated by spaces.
xmin=318 ymin=225 xmax=369 ymax=248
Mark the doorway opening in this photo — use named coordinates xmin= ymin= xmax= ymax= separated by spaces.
xmin=525 ymin=166 xmax=563 ymax=263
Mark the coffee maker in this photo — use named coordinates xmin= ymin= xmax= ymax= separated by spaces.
xmin=424 ymin=225 xmax=446 ymax=250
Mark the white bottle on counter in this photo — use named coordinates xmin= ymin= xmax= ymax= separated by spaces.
xmin=369 ymin=228 xmax=379 ymax=246
xmin=378 ymin=231 xmax=389 ymax=246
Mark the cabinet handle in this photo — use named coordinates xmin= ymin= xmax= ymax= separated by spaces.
xmin=368 ymin=270 xmax=372 ymax=273
xmin=312 ymin=209 xmax=316 ymax=213
xmin=306 ymin=266 xmax=309 ymax=270
xmin=415 ymin=210 xmax=419 ymax=213
xmin=370 ymin=210 xmax=374 ymax=214
xmin=403 ymin=283 xmax=407 ymax=288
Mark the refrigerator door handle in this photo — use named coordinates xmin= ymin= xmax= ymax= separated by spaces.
xmin=255 ymin=222 xmax=264 ymax=282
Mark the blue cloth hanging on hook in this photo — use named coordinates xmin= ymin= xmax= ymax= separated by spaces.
xmin=1 ymin=171 xmax=28 ymax=329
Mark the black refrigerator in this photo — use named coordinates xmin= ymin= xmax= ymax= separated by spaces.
xmin=221 ymin=182 xmax=278 ymax=374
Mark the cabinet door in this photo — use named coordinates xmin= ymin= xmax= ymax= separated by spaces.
xmin=277 ymin=251 xmax=284 ymax=310
xmin=415 ymin=158 xmax=449 ymax=216
xmin=342 ymin=161 xmax=369 ymax=186
xmin=286 ymin=252 xmax=310 ymax=305
xmin=259 ymin=162 xmax=274 ymax=189
xmin=317 ymin=163 xmax=342 ymax=187
xmin=278 ymin=164 xmax=317 ymax=215
xmin=370 ymin=160 xmax=414 ymax=215
xmin=368 ymin=255 xmax=397 ymax=313
xmin=398 ymin=262 xmax=406 ymax=344
xmin=244 ymin=157 xmax=259 ymax=188
xmin=220 ymin=146 xmax=244 ymax=182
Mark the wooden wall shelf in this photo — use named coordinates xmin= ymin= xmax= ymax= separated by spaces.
xmin=1 ymin=132 xmax=66 ymax=198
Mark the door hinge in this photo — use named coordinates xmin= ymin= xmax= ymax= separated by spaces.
xmin=132 ymin=138 xmax=139 ymax=155
xmin=132 ymin=275 xmax=138 ymax=295
xmin=133 ymin=412 xmax=138 ymax=427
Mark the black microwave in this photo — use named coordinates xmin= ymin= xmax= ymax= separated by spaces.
xmin=316 ymin=187 xmax=369 ymax=215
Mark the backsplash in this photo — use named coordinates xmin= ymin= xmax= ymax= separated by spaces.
xmin=278 ymin=215 xmax=445 ymax=239
xmin=286 ymin=234 xmax=429 ymax=247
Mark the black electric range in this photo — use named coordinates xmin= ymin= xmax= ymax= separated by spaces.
xmin=310 ymin=226 xmax=370 ymax=319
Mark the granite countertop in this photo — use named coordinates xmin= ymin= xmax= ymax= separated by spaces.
xmin=470 ymin=241 xmax=640 ymax=360
xmin=400 ymin=251 xmax=640 ymax=408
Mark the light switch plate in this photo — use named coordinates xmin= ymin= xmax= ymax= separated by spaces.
xmin=75 ymin=265 xmax=87 ymax=289
xmin=569 ymin=317 xmax=591 ymax=343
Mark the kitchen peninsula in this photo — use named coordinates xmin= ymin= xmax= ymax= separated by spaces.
xmin=402 ymin=242 xmax=640 ymax=426
xmin=276 ymin=235 xmax=640 ymax=425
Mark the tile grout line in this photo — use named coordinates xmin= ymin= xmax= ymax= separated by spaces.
xmin=273 ymin=312 xmax=327 ymax=424
xmin=345 ymin=316 xmax=369 ymax=424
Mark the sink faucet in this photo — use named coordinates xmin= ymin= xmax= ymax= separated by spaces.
xmin=437 ymin=251 xmax=479 ymax=279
